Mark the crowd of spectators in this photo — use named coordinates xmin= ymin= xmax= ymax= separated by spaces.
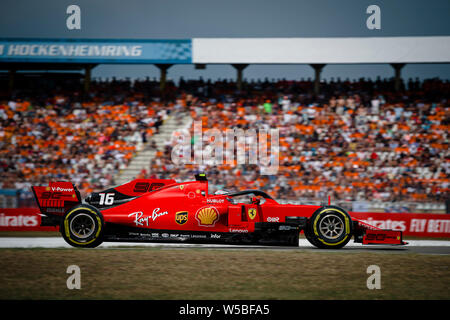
xmin=147 ymin=77 xmax=450 ymax=203
xmin=0 ymin=80 xmax=175 ymax=196
xmin=0 ymin=76 xmax=448 ymax=204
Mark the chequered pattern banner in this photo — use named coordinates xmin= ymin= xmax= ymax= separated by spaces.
xmin=154 ymin=42 xmax=191 ymax=61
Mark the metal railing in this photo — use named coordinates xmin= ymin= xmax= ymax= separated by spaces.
xmin=0 ymin=190 xmax=37 ymax=208
xmin=276 ymin=198 xmax=447 ymax=214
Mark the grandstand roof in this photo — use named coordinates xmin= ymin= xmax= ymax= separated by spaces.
xmin=1 ymin=36 xmax=449 ymax=66
xmin=193 ymin=36 xmax=450 ymax=64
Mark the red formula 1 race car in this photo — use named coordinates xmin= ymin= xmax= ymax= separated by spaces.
xmin=31 ymin=174 xmax=407 ymax=248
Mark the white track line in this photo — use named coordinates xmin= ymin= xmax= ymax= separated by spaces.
xmin=0 ymin=237 xmax=449 ymax=249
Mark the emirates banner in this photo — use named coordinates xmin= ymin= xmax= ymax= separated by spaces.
xmin=350 ymin=212 xmax=450 ymax=238
xmin=0 ymin=208 xmax=449 ymax=237
xmin=0 ymin=208 xmax=57 ymax=231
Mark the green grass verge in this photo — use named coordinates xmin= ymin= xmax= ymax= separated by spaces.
xmin=0 ymin=248 xmax=448 ymax=300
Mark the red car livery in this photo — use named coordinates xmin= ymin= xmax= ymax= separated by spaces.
xmin=32 ymin=174 xmax=406 ymax=248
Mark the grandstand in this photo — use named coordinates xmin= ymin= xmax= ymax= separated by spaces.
xmin=0 ymin=37 xmax=449 ymax=213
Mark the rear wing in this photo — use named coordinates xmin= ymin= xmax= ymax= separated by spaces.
xmin=31 ymin=181 xmax=81 ymax=217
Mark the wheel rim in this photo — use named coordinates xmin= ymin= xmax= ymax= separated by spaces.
xmin=318 ymin=214 xmax=344 ymax=240
xmin=70 ymin=213 xmax=96 ymax=239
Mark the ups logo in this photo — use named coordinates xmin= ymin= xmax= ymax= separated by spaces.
xmin=175 ymin=211 xmax=188 ymax=225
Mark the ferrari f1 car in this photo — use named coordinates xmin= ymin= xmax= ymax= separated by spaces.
xmin=32 ymin=174 xmax=406 ymax=248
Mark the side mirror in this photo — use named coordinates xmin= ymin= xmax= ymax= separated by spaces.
xmin=251 ymin=197 xmax=260 ymax=205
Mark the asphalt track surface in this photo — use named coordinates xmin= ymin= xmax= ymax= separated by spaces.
xmin=1 ymin=237 xmax=449 ymax=255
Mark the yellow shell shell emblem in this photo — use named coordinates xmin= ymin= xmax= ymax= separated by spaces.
xmin=195 ymin=207 xmax=219 ymax=227
xmin=248 ymin=208 xmax=257 ymax=220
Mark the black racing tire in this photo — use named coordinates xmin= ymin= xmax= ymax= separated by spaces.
xmin=304 ymin=227 xmax=322 ymax=248
xmin=287 ymin=230 xmax=300 ymax=246
xmin=305 ymin=206 xmax=353 ymax=249
xmin=60 ymin=204 xmax=104 ymax=248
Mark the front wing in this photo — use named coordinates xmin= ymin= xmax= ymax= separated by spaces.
xmin=353 ymin=220 xmax=407 ymax=245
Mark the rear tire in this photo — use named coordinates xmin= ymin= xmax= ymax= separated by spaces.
xmin=305 ymin=206 xmax=353 ymax=249
xmin=60 ymin=204 xmax=104 ymax=248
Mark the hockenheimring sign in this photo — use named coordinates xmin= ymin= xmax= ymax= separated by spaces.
xmin=0 ymin=39 xmax=192 ymax=64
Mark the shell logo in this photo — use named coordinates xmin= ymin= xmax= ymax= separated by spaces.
xmin=195 ymin=207 xmax=219 ymax=227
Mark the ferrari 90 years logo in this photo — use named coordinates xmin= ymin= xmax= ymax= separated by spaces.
xmin=195 ymin=207 xmax=219 ymax=227
xmin=175 ymin=211 xmax=188 ymax=225
xmin=248 ymin=208 xmax=257 ymax=220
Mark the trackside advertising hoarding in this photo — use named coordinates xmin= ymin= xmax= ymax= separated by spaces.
xmin=0 ymin=39 xmax=192 ymax=64
xmin=0 ymin=208 xmax=449 ymax=237
xmin=351 ymin=212 xmax=450 ymax=238
xmin=0 ymin=208 xmax=57 ymax=231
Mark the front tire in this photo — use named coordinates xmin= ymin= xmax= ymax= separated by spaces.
xmin=60 ymin=204 xmax=104 ymax=248
xmin=305 ymin=206 xmax=353 ymax=249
